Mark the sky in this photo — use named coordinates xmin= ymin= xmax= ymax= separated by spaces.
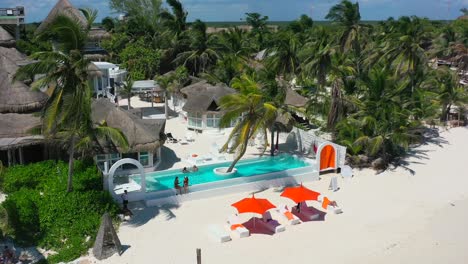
xmin=4 ymin=0 xmax=468 ymax=23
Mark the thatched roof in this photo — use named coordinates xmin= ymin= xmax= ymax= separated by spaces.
xmin=457 ymin=15 xmax=468 ymax=20
xmin=91 ymin=99 xmax=165 ymax=153
xmin=0 ymin=26 xmax=15 ymax=48
xmin=0 ymin=48 xmax=48 ymax=113
xmin=0 ymin=113 xmax=43 ymax=150
xmin=181 ymin=82 xmax=237 ymax=112
xmin=35 ymin=0 xmax=88 ymax=35
xmin=285 ymin=87 xmax=309 ymax=107
xmin=88 ymin=28 xmax=111 ymax=41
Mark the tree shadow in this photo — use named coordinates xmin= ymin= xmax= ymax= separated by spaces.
xmin=156 ymin=146 xmax=181 ymax=170
xmin=125 ymin=201 xmax=180 ymax=227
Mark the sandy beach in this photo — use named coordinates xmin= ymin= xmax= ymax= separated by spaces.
xmin=91 ymin=121 xmax=468 ymax=264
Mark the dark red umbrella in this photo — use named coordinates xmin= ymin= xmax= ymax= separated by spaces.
xmin=280 ymin=183 xmax=320 ymax=203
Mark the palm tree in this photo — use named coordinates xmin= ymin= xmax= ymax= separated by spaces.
xmin=15 ymin=13 xmax=127 ymax=192
xmin=266 ymin=31 xmax=301 ymax=79
xmin=245 ymin=12 xmax=269 ymax=50
xmin=119 ymin=75 xmax=134 ymax=110
xmin=429 ymin=68 xmax=468 ymax=121
xmin=325 ymin=0 xmax=363 ymax=54
xmin=382 ymin=16 xmax=429 ymax=95
xmin=218 ymin=92 xmax=277 ymax=172
xmin=155 ymin=74 xmax=173 ymax=119
xmin=160 ymin=0 xmax=187 ymax=35
xmin=174 ymin=19 xmax=218 ymax=75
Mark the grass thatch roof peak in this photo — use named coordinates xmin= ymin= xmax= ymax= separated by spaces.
xmin=35 ymin=0 xmax=88 ymax=35
xmin=91 ymin=99 xmax=165 ymax=153
xmin=0 ymin=26 xmax=15 ymax=48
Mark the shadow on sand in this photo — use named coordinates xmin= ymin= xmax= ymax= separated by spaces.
xmin=292 ymin=205 xmax=327 ymax=222
xmin=126 ymin=201 xmax=180 ymax=227
xmin=242 ymin=217 xmax=275 ymax=236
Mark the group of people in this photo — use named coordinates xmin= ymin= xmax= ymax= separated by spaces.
xmin=174 ymin=165 xmax=198 ymax=195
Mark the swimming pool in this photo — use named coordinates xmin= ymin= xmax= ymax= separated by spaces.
xmin=133 ymin=154 xmax=312 ymax=192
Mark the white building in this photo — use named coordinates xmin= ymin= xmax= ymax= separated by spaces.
xmin=91 ymin=62 xmax=127 ymax=102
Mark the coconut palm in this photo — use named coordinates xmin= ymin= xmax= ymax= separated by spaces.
xmin=15 ymin=13 xmax=127 ymax=192
xmin=155 ymin=74 xmax=173 ymax=119
xmin=219 ymin=91 xmax=277 ymax=173
xmin=174 ymin=19 xmax=218 ymax=75
xmin=245 ymin=12 xmax=269 ymax=50
xmin=265 ymin=31 xmax=301 ymax=79
xmin=160 ymin=0 xmax=187 ymax=35
xmin=119 ymin=75 xmax=134 ymax=110
xmin=325 ymin=0 xmax=363 ymax=54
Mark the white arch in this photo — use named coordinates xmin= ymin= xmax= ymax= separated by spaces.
xmin=108 ymin=158 xmax=146 ymax=198
xmin=316 ymin=142 xmax=338 ymax=172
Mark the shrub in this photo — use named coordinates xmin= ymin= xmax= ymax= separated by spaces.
xmin=0 ymin=160 xmax=119 ymax=263
xmin=2 ymin=189 xmax=40 ymax=244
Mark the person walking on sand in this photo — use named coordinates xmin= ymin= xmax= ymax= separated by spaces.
xmin=174 ymin=176 xmax=182 ymax=195
xmin=183 ymin=176 xmax=189 ymax=194
xmin=121 ymin=190 xmax=133 ymax=217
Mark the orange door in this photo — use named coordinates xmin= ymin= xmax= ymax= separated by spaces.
xmin=320 ymin=145 xmax=336 ymax=170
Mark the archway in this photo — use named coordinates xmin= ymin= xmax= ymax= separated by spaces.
xmin=108 ymin=158 xmax=146 ymax=201
xmin=317 ymin=143 xmax=336 ymax=171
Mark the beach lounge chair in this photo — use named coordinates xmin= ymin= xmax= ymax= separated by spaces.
xmin=291 ymin=203 xmax=320 ymax=220
xmin=321 ymin=196 xmax=343 ymax=214
xmin=226 ymin=215 xmax=249 ymax=238
xmin=186 ymin=132 xmax=195 ymax=142
xmin=262 ymin=211 xmax=286 ymax=233
xmin=179 ymin=138 xmax=189 ymax=145
xmin=278 ymin=204 xmax=301 ymax=225
xmin=166 ymin=133 xmax=178 ymax=143
xmin=208 ymin=225 xmax=232 ymax=243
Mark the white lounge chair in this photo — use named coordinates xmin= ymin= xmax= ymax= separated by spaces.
xmin=179 ymin=138 xmax=189 ymax=145
xmin=262 ymin=211 xmax=286 ymax=233
xmin=318 ymin=195 xmax=343 ymax=214
xmin=226 ymin=215 xmax=249 ymax=238
xmin=208 ymin=225 xmax=231 ymax=243
xmin=278 ymin=204 xmax=301 ymax=225
xmin=186 ymin=132 xmax=195 ymax=142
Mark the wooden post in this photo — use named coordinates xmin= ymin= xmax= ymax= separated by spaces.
xmin=7 ymin=149 xmax=12 ymax=167
xmin=19 ymin=147 xmax=24 ymax=164
xmin=196 ymin=248 xmax=201 ymax=264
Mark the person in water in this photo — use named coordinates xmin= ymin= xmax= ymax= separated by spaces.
xmin=183 ymin=176 xmax=189 ymax=194
xmin=182 ymin=167 xmax=189 ymax=173
xmin=192 ymin=165 xmax=198 ymax=172
xmin=174 ymin=176 xmax=182 ymax=195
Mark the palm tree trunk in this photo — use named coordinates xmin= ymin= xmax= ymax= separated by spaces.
xmin=67 ymin=136 xmax=76 ymax=192
xmin=227 ymin=134 xmax=250 ymax=172
xmin=127 ymin=97 xmax=131 ymax=110
xmin=270 ymin=129 xmax=275 ymax=156
xmin=164 ymin=91 xmax=169 ymax=119
xmin=276 ymin=130 xmax=280 ymax=151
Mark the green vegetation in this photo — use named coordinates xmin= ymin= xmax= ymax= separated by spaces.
xmin=0 ymin=160 xmax=119 ymax=263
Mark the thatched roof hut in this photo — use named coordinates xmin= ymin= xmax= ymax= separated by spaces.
xmin=35 ymin=0 xmax=88 ymax=35
xmin=284 ymin=87 xmax=309 ymax=108
xmin=0 ymin=113 xmax=43 ymax=151
xmin=88 ymin=28 xmax=111 ymax=41
xmin=181 ymin=82 xmax=237 ymax=112
xmin=91 ymin=99 xmax=166 ymax=153
xmin=0 ymin=48 xmax=48 ymax=113
xmin=0 ymin=26 xmax=15 ymax=48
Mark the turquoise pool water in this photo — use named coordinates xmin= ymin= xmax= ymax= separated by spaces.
xmin=133 ymin=154 xmax=310 ymax=192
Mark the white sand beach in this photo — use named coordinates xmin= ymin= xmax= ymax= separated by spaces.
xmin=90 ymin=124 xmax=468 ymax=264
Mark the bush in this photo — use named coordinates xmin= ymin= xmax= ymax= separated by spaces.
xmin=2 ymin=189 xmax=40 ymax=244
xmin=0 ymin=160 xmax=119 ymax=263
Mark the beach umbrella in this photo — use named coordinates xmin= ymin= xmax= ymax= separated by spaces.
xmin=231 ymin=194 xmax=276 ymax=227
xmin=280 ymin=183 xmax=320 ymax=204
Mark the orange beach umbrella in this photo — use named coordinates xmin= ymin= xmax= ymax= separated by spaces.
xmin=231 ymin=194 xmax=276 ymax=215
xmin=280 ymin=183 xmax=320 ymax=204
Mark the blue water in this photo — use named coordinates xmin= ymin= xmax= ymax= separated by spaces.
xmin=134 ymin=154 xmax=310 ymax=192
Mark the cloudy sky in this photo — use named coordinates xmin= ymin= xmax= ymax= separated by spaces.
xmin=6 ymin=0 xmax=468 ymax=23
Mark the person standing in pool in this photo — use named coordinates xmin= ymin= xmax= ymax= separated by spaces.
xmin=174 ymin=176 xmax=182 ymax=195
xmin=183 ymin=176 xmax=189 ymax=194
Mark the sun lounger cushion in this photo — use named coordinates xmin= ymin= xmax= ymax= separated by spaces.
xmin=278 ymin=205 xmax=301 ymax=225
xmin=227 ymin=215 xmax=250 ymax=238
